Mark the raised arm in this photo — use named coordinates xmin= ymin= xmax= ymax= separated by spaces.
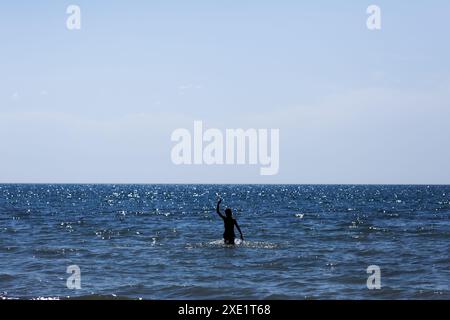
xmin=216 ymin=199 xmax=225 ymax=219
xmin=234 ymin=220 xmax=244 ymax=240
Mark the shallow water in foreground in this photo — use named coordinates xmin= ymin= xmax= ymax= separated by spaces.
xmin=0 ymin=184 xmax=449 ymax=299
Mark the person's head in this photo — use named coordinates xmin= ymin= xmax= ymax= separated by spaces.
xmin=225 ymin=208 xmax=232 ymax=218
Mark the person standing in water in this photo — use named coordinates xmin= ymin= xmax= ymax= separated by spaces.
xmin=216 ymin=199 xmax=244 ymax=245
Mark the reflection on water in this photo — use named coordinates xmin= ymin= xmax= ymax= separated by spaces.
xmin=0 ymin=184 xmax=449 ymax=299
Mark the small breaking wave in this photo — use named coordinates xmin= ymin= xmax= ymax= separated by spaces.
xmin=187 ymin=239 xmax=279 ymax=249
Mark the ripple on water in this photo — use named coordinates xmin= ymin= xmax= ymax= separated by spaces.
xmin=0 ymin=184 xmax=449 ymax=299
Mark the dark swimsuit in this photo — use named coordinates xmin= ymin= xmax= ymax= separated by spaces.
xmin=223 ymin=217 xmax=236 ymax=244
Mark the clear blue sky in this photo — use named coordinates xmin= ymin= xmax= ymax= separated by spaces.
xmin=1 ymin=1 xmax=449 ymax=183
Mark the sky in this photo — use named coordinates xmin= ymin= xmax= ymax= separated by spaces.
xmin=1 ymin=1 xmax=449 ymax=184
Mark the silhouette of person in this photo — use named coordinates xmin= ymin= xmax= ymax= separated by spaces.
xmin=216 ymin=199 xmax=244 ymax=245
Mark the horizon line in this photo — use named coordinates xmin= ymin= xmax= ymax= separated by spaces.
xmin=0 ymin=182 xmax=449 ymax=186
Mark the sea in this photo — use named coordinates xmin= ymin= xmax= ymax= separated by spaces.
xmin=0 ymin=184 xmax=448 ymax=299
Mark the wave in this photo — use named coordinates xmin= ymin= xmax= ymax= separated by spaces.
xmin=0 ymin=274 xmax=16 ymax=282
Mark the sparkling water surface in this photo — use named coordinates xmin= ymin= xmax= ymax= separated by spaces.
xmin=0 ymin=184 xmax=448 ymax=299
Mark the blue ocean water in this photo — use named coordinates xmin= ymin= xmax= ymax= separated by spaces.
xmin=0 ymin=184 xmax=448 ymax=300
